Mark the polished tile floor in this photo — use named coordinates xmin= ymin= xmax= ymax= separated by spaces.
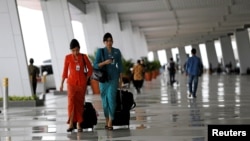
xmin=1 ymin=72 xmax=250 ymax=141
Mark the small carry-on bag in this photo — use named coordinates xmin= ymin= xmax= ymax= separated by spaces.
xmin=74 ymin=102 xmax=97 ymax=131
xmin=112 ymin=89 xmax=136 ymax=127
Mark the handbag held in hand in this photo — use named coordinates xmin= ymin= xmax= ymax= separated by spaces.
xmin=91 ymin=48 xmax=108 ymax=83
xmin=91 ymin=69 xmax=108 ymax=83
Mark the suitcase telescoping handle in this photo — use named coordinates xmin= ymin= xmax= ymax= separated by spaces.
xmin=118 ymin=88 xmax=123 ymax=110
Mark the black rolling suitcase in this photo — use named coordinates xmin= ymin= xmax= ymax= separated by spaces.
xmin=112 ymin=89 xmax=136 ymax=127
xmin=112 ymin=110 xmax=130 ymax=127
xmin=73 ymin=102 xmax=97 ymax=131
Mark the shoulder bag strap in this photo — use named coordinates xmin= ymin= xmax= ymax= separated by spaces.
xmin=101 ymin=48 xmax=104 ymax=61
xmin=101 ymin=48 xmax=106 ymax=70
xmin=82 ymin=54 xmax=88 ymax=76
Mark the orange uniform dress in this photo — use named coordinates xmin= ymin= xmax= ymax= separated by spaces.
xmin=62 ymin=53 xmax=93 ymax=124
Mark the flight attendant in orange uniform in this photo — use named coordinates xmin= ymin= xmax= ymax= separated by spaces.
xmin=60 ymin=39 xmax=93 ymax=132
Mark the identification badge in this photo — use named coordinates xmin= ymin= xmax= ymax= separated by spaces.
xmin=76 ymin=64 xmax=80 ymax=71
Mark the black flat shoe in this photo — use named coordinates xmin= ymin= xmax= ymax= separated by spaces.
xmin=105 ymin=125 xmax=108 ymax=129
xmin=67 ymin=127 xmax=74 ymax=132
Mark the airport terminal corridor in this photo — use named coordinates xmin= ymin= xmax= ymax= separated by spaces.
xmin=1 ymin=73 xmax=250 ymax=141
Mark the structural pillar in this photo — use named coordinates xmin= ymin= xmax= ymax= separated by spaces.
xmin=121 ymin=21 xmax=136 ymax=61
xmin=166 ymin=49 xmax=173 ymax=63
xmin=219 ymin=35 xmax=236 ymax=68
xmin=41 ymin=0 xmax=74 ymax=89
xmin=205 ymin=41 xmax=218 ymax=70
xmin=178 ymin=47 xmax=187 ymax=67
xmin=0 ymin=0 xmax=32 ymax=97
xmin=235 ymin=28 xmax=250 ymax=74
xmin=133 ymin=27 xmax=148 ymax=60
xmin=68 ymin=3 xmax=88 ymax=54
xmin=140 ymin=33 xmax=149 ymax=58
xmin=81 ymin=2 xmax=105 ymax=56
xmin=152 ymin=51 xmax=159 ymax=61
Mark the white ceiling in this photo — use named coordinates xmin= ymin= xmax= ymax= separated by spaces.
xmin=17 ymin=0 xmax=250 ymax=51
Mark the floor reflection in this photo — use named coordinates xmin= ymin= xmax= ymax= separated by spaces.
xmin=1 ymin=74 xmax=250 ymax=141
xmin=135 ymin=108 xmax=147 ymax=129
xmin=171 ymin=113 xmax=179 ymax=123
xmin=192 ymin=137 xmax=205 ymax=141
xmin=32 ymin=136 xmax=42 ymax=140
xmin=189 ymin=99 xmax=204 ymax=127
xmin=169 ymin=90 xmax=177 ymax=105
xmin=67 ymin=132 xmax=98 ymax=140
xmin=106 ymin=128 xmax=131 ymax=139
xmin=32 ymin=125 xmax=56 ymax=133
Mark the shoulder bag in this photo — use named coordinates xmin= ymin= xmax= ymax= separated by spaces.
xmin=91 ymin=49 xmax=108 ymax=83
xmin=82 ymin=54 xmax=91 ymax=85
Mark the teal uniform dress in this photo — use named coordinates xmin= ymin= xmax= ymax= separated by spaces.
xmin=93 ymin=47 xmax=123 ymax=120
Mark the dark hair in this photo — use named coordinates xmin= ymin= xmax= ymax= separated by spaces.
xmin=191 ymin=48 xmax=196 ymax=54
xmin=170 ymin=57 xmax=173 ymax=61
xmin=137 ymin=60 xmax=141 ymax=64
xmin=29 ymin=58 xmax=34 ymax=64
xmin=103 ymin=32 xmax=113 ymax=42
xmin=70 ymin=39 xmax=80 ymax=49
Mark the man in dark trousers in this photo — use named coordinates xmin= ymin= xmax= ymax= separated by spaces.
xmin=186 ymin=48 xmax=203 ymax=99
xmin=28 ymin=58 xmax=40 ymax=95
xmin=168 ymin=57 xmax=176 ymax=86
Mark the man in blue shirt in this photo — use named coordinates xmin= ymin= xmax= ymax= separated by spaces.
xmin=186 ymin=48 xmax=203 ymax=99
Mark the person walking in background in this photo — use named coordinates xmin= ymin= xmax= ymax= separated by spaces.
xmin=28 ymin=58 xmax=40 ymax=95
xmin=93 ymin=32 xmax=123 ymax=130
xmin=140 ymin=59 xmax=146 ymax=87
xmin=132 ymin=59 xmax=144 ymax=93
xmin=167 ymin=57 xmax=176 ymax=86
xmin=186 ymin=48 xmax=203 ymax=99
xmin=60 ymin=39 xmax=93 ymax=132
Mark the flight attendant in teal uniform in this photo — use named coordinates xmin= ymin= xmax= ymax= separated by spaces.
xmin=93 ymin=32 xmax=123 ymax=130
